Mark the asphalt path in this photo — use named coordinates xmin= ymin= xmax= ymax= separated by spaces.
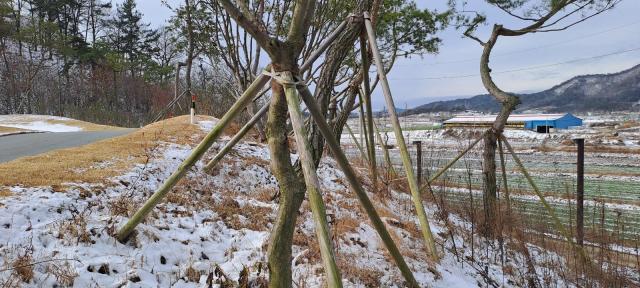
xmin=0 ymin=130 xmax=135 ymax=163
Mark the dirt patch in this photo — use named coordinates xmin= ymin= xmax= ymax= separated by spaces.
xmin=0 ymin=115 xmax=218 ymax=188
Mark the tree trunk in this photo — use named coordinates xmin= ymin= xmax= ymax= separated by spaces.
xmin=478 ymin=25 xmax=520 ymax=238
xmin=265 ymin=80 xmax=305 ymax=288
xmin=482 ymin=129 xmax=498 ymax=237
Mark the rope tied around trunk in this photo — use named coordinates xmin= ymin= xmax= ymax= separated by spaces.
xmin=262 ymin=69 xmax=303 ymax=87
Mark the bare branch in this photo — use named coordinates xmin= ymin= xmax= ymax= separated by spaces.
xmin=286 ymin=0 xmax=316 ymax=53
xmin=217 ymin=0 xmax=273 ymax=52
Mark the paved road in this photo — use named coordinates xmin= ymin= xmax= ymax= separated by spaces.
xmin=0 ymin=130 xmax=135 ymax=163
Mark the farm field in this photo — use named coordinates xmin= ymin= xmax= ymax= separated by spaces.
xmin=343 ymin=113 xmax=640 ymax=243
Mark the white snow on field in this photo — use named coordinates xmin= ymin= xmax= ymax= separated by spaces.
xmin=196 ymin=119 xmax=219 ymax=131
xmin=0 ymin=114 xmax=82 ymax=132
xmin=1 ymin=120 xmax=81 ymax=132
xmin=0 ymin=133 xmax=602 ymax=287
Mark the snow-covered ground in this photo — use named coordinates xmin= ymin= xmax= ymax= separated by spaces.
xmin=0 ymin=121 xmax=570 ymax=287
xmin=0 ymin=115 xmax=83 ymax=133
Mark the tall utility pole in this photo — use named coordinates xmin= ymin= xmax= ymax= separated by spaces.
xmin=574 ymin=138 xmax=585 ymax=246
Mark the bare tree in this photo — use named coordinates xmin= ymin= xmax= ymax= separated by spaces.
xmin=452 ymin=0 xmax=622 ymax=237
xmin=214 ymin=1 xmax=320 ymax=286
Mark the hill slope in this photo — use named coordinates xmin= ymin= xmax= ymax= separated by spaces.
xmin=408 ymin=64 xmax=640 ymax=114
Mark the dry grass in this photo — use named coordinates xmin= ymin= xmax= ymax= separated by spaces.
xmin=0 ymin=115 xmax=216 ymax=188
xmin=185 ymin=265 xmax=201 ymax=282
xmin=212 ymin=194 xmax=272 ymax=231
xmin=46 ymin=119 xmax=125 ymax=131
xmin=0 ymin=125 xmax=28 ymax=134
xmin=46 ymin=262 xmax=77 ymax=286
xmin=337 ymin=256 xmax=384 ymax=287
xmin=12 ymin=253 xmax=34 ymax=283
xmin=0 ymin=188 xmax=11 ymax=197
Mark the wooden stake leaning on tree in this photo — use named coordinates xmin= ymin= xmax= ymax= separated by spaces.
xmin=363 ymin=11 xmax=438 ymax=261
xmin=373 ymin=121 xmax=396 ymax=176
xmin=203 ymin=19 xmax=349 ymax=173
xmin=117 ymin=73 xmax=271 ymax=242
xmin=297 ymin=84 xmax=420 ymax=287
xmin=358 ymin=97 xmax=367 ymax=153
xmin=116 ymin=19 xmax=350 ymax=242
xmin=277 ymin=71 xmax=342 ymax=287
xmin=345 ymin=123 xmax=369 ymax=162
xmin=497 ymin=138 xmax=511 ymax=217
xmin=204 ymin=101 xmax=270 ymax=172
xmin=360 ymin=32 xmax=377 ymax=191
xmin=499 ymin=134 xmax=590 ymax=264
xmin=419 ymin=130 xmax=487 ymax=193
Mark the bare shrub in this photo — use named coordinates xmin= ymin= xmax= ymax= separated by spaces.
xmin=12 ymin=252 xmax=34 ymax=283
xmin=185 ymin=265 xmax=201 ymax=282
xmin=46 ymin=262 xmax=77 ymax=286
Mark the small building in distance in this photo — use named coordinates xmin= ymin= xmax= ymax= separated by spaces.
xmin=443 ymin=113 xmax=583 ymax=133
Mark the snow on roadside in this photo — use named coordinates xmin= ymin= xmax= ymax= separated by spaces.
xmin=0 ymin=120 xmax=82 ymax=132
xmin=0 ymin=115 xmax=82 ymax=132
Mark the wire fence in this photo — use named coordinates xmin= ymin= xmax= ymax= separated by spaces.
xmin=341 ymin=131 xmax=640 ymax=286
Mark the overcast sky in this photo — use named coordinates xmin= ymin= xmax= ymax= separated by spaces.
xmin=122 ymin=0 xmax=640 ymax=109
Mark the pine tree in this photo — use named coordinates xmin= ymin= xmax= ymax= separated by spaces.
xmin=108 ymin=0 xmax=158 ymax=77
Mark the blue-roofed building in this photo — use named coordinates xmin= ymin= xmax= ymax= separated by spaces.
xmin=443 ymin=113 xmax=583 ymax=133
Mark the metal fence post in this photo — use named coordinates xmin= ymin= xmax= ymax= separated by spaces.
xmin=574 ymin=138 xmax=585 ymax=246
xmin=413 ymin=141 xmax=422 ymax=188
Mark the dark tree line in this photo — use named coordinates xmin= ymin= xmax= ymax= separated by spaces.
xmin=0 ymin=0 xmax=232 ymax=127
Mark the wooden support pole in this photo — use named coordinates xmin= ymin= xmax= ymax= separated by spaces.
xmin=298 ymin=85 xmax=420 ymax=287
xmin=299 ymin=20 xmax=348 ymax=72
xmin=420 ymin=132 xmax=486 ymax=192
xmin=151 ymin=90 xmax=188 ymax=123
xmin=360 ymin=33 xmax=377 ymax=191
xmin=203 ymin=19 xmax=348 ymax=172
xmin=358 ymin=97 xmax=367 ymax=153
xmin=574 ymin=138 xmax=585 ymax=247
xmin=280 ymin=72 xmax=341 ymax=287
xmin=413 ymin=141 xmax=422 ymax=188
xmin=373 ymin=121 xmax=396 ymax=176
xmin=363 ymin=12 xmax=438 ymax=261
xmin=174 ymin=63 xmax=181 ymax=101
xmin=117 ymin=73 xmax=271 ymax=242
xmin=497 ymin=138 xmax=511 ymax=216
xmin=204 ymin=101 xmax=270 ymax=172
xmin=345 ymin=123 xmax=368 ymax=162
xmin=500 ymin=134 xmax=590 ymax=263
xmin=116 ymin=19 xmax=352 ymax=242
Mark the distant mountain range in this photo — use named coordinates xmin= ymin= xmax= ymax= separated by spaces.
xmin=405 ymin=64 xmax=640 ymax=114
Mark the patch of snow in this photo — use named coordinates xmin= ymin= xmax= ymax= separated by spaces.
xmin=0 ymin=114 xmax=83 ymax=132
xmin=196 ymin=118 xmax=220 ymax=132
xmin=0 ymin=120 xmax=82 ymax=132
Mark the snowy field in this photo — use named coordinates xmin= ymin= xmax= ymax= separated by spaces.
xmin=0 ymin=114 xmax=122 ymax=135
xmin=0 ymin=119 xmax=575 ymax=287
xmin=0 ymin=115 xmax=83 ymax=133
